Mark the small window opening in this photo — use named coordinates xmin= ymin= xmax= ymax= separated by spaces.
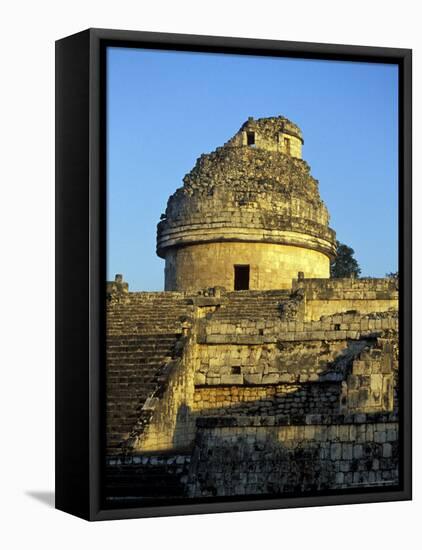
xmin=284 ymin=137 xmax=291 ymax=154
xmin=334 ymin=323 xmax=341 ymax=331
xmin=234 ymin=265 xmax=250 ymax=290
xmin=247 ymin=131 xmax=255 ymax=146
xmin=231 ymin=366 xmax=241 ymax=375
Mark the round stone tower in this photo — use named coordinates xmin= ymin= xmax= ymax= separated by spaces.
xmin=157 ymin=116 xmax=336 ymax=292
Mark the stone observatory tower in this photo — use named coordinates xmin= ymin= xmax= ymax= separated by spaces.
xmin=157 ymin=116 xmax=336 ymax=292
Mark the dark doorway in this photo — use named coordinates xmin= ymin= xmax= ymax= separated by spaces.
xmin=234 ymin=265 xmax=250 ymax=290
xmin=246 ymin=132 xmax=255 ymax=146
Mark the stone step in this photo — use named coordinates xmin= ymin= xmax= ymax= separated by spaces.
xmin=106 ymin=294 xmax=193 ymax=453
xmin=107 ymin=349 xmax=175 ymax=356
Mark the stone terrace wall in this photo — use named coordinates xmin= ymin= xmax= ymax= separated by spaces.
xmin=198 ymin=309 xmax=397 ymax=376
xmin=194 ymin=309 xmax=398 ymax=412
xmin=192 ymin=383 xmax=341 ymax=418
xmin=293 ymin=277 xmax=398 ymax=321
xmin=182 ymin=292 xmax=399 ymax=498
xmin=106 ymin=453 xmax=191 ymax=501
xmin=186 ymin=418 xmax=399 ymax=497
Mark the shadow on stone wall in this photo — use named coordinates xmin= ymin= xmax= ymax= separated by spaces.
xmin=185 ymin=424 xmax=399 ymax=498
xmin=106 ymin=410 xmax=399 ymax=502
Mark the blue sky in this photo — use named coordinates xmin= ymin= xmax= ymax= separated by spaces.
xmin=107 ymin=47 xmax=398 ymax=291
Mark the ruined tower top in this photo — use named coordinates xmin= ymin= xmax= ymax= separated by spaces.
xmin=225 ymin=116 xmax=303 ymax=158
xmin=157 ymin=116 xmax=336 ymax=292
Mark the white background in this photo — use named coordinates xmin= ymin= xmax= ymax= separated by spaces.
xmin=0 ymin=1 xmax=419 ymax=548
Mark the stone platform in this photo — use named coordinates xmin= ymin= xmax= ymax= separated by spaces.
xmin=105 ymin=277 xmax=399 ymax=500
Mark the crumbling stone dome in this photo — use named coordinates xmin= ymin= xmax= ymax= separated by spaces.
xmin=157 ymin=116 xmax=336 ymax=291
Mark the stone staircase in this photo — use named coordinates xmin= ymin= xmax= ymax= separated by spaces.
xmin=107 ymin=291 xmax=193 ymax=335
xmin=106 ymin=292 xmax=194 ymax=453
xmin=211 ymin=289 xmax=292 ymax=321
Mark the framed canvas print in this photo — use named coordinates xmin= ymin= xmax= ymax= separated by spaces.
xmin=55 ymin=28 xmax=412 ymax=521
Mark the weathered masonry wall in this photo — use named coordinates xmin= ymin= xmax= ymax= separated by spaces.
xmin=293 ymin=278 xmax=399 ymax=321
xmin=132 ymin=333 xmax=198 ymax=453
xmin=186 ymin=419 xmax=399 ymax=497
xmin=226 ymin=116 xmax=303 ymax=158
xmin=194 ymin=339 xmax=362 ymax=387
xmin=195 ymin=309 xmax=398 ymax=411
xmin=106 ymin=453 xmax=191 ymax=500
xmin=107 ymin=418 xmax=398 ymax=499
xmin=192 ymin=383 xmax=341 ymax=416
xmin=165 ymin=241 xmax=330 ymax=291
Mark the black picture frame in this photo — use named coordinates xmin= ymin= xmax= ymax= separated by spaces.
xmin=55 ymin=28 xmax=412 ymax=521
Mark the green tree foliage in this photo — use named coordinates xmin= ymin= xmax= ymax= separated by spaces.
xmin=330 ymin=240 xmax=361 ymax=279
